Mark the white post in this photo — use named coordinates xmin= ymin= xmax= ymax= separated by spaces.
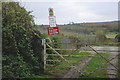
xmin=42 ymin=39 xmax=46 ymax=71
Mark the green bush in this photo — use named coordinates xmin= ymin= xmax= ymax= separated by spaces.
xmin=2 ymin=2 xmax=43 ymax=78
xmin=3 ymin=55 xmax=32 ymax=78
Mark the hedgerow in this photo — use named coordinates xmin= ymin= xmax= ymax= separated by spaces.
xmin=2 ymin=2 xmax=44 ymax=78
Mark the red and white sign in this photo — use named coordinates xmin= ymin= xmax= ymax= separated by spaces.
xmin=47 ymin=27 xmax=59 ymax=35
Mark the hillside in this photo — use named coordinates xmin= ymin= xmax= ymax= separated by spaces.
xmin=37 ymin=21 xmax=118 ymax=37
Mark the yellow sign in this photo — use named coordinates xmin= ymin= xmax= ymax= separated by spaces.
xmin=49 ymin=8 xmax=54 ymax=16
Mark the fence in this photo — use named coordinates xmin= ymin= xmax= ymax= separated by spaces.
xmin=42 ymin=38 xmax=83 ymax=72
xmin=41 ymin=38 xmax=119 ymax=78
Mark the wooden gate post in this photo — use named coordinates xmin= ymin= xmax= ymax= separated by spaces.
xmin=42 ymin=39 xmax=46 ymax=71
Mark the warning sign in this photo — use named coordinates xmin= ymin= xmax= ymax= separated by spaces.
xmin=49 ymin=8 xmax=54 ymax=16
xmin=47 ymin=27 xmax=59 ymax=35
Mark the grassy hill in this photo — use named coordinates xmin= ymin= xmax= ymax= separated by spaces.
xmin=36 ymin=21 xmax=118 ymax=45
xmin=36 ymin=21 xmax=118 ymax=38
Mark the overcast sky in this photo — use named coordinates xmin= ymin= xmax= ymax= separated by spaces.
xmin=17 ymin=0 xmax=119 ymax=25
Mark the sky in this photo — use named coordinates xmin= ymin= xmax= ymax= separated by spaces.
xmin=15 ymin=0 xmax=119 ymax=25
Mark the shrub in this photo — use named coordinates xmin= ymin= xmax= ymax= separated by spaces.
xmin=2 ymin=2 xmax=43 ymax=78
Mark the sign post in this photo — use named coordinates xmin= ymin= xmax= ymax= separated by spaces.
xmin=48 ymin=8 xmax=59 ymax=35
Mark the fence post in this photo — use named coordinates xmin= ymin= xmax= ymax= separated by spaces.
xmin=42 ymin=39 xmax=46 ymax=71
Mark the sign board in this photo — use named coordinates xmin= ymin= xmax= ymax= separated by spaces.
xmin=49 ymin=8 xmax=54 ymax=16
xmin=47 ymin=27 xmax=59 ymax=35
xmin=49 ymin=16 xmax=56 ymax=27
